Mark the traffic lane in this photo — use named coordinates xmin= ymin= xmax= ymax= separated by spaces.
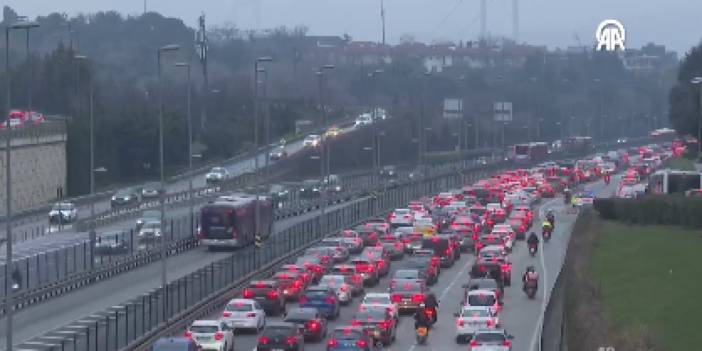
xmin=220 ymin=248 xmax=478 ymax=351
xmin=0 ymin=195 xmax=371 ymax=346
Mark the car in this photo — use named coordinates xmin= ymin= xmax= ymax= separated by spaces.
xmin=400 ymin=231 xmax=424 ymax=254
xmin=354 ymin=113 xmax=373 ymax=128
xmin=270 ymin=145 xmax=288 ymax=160
xmin=94 ymin=231 xmax=129 ymax=255
xmin=272 ymin=271 xmax=307 ymax=301
xmin=137 ymin=220 xmax=162 ymax=243
xmin=0 ymin=118 xmax=23 ymax=129
xmin=362 ymin=219 xmax=391 ymax=235
xmin=303 ymin=134 xmax=322 ymax=148
xmin=401 ymin=256 xmax=438 ymax=285
xmin=257 ymin=322 xmax=305 ymax=351
xmin=295 ymin=256 xmax=328 ymax=282
xmin=141 ymin=181 xmax=164 ymax=199
xmin=325 ymin=126 xmax=342 ymax=138
xmin=388 ymin=279 xmax=427 ymax=314
xmin=388 ymin=208 xmax=413 ymax=228
xmin=465 ymin=289 xmax=500 ymax=316
xmin=283 ymin=307 xmax=329 ymax=342
xmin=151 ymin=337 xmax=200 ymax=351
xmin=280 ymin=264 xmax=314 ymax=286
xmin=351 ymin=305 xmax=396 ymax=346
xmin=319 ymin=275 xmax=354 ymax=304
xmin=454 ymin=306 xmax=499 ymax=344
xmin=475 ymin=233 xmax=507 ymax=253
xmin=326 ymin=326 xmax=375 ymax=350
xmin=305 ymin=247 xmax=336 ymax=266
xmin=324 ymin=174 xmax=344 ymax=193
xmin=462 ymin=277 xmax=504 ymax=304
xmin=220 ymin=298 xmax=266 ymax=332
xmin=353 ymin=226 xmax=379 ymax=246
xmin=377 ymin=234 xmax=404 ymax=260
xmin=299 ymin=286 xmax=340 ymax=320
xmin=490 ymin=229 xmax=514 ymax=252
xmin=136 ymin=209 xmax=161 ymax=231
xmin=184 ymin=320 xmax=234 ymax=351
xmin=361 ymin=247 xmax=391 ymax=277
xmin=316 ymin=239 xmax=351 ymax=263
xmin=469 ymin=329 xmax=514 ymax=350
xmin=471 ymin=247 xmax=512 ymax=286
xmin=361 ymin=292 xmax=399 ymax=321
xmin=48 ymin=202 xmax=77 ymax=224
xmin=421 ymin=236 xmax=456 ymax=268
xmin=205 ymin=167 xmax=229 ymax=184
xmin=350 ymin=258 xmax=379 ymax=286
xmin=111 ymin=188 xmax=139 ymax=208
xmin=330 ymin=230 xmax=364 ymax=254
xmin=242 ymin=280 xmax=286 ymax=316
xmin=379 ymin=165 xmax=398 ymax=181
xmin=300 ymin=179 xmax=322 ymax=199
xmin=330 ymin=264 xmax=364 ymax=296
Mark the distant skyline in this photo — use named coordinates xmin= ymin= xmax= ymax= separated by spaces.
xmin=5 ymin=0 xmax=700 ymax=55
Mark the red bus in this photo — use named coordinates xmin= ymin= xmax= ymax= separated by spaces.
xmin=199 ymin=193 xmax=273 ymax=250
xmin=511 ymin=142 xmax=548 ymax=163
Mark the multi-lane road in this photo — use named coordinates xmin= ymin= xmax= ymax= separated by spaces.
xmin=177 ymin=174 xmax=617 ymax=351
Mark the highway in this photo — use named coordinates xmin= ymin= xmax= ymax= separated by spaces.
xmin=0 ymin=193 xmax=372 ymax=347
xmin=180 ymin=175 xmax=618 ymax=351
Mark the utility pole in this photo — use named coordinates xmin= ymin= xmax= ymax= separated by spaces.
xmin=380 ymin=0 xmax=386 ymax=46
xmin=480 ymin=0 xmax=487 ymax=40
xmin=253 ymin=57 xmax=272 ymax=244
xmin=197 ymin=14 xmax=209 ymax=135
xmin=512 ymin=0 xmax=519 ymax=42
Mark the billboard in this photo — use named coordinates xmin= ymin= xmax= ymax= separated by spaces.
xmin=493 ymin=102 xmax=513 ymax=122
xmin=443 ymin=98 xmax=463 ymax=119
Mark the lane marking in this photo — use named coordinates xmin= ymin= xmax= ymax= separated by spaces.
xmin=529 ymin=198 xmax=558 ymax=351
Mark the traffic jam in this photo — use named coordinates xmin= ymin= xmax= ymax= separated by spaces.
xmin=158 ymin=143 xmax=675 ymax=351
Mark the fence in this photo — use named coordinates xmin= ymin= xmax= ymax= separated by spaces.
xmin=14 ymin=154 xmax=499 ymax=351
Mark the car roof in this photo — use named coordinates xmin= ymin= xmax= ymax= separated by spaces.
xmin=468 ymin=289 xmax=497 ymax=296
xmin=227 ymin=298 xmax=256 ymax=304
xmin=364 ymin=292 xmax=390 ymax=298
xmin=191 ymin=320 xmax=220 ymax=327
xmin=266 ymin=322 xmax=296 ymax=328
xmin=286 ymin=307 xmax=318 ymax=316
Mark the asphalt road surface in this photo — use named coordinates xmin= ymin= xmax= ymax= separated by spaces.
xmin=182 ymin=177 xmax=617 ymax=351
xmin=0 ymin=194 xmax=370 ymax=347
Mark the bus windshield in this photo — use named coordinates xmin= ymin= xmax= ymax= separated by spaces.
xmin=201 ymin=206 xmax=236 ymax=238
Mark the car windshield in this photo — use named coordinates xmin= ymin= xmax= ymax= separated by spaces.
xmin=225 ymin=302 xmax=253 ymax=312
xmin=52 ymin=203 xmax=74 ymax=211
xmin=363 ymin=295 xmax=390 ymax=304
xmin=116 ymin=189 xmax=132 ymax=196
xmin=468 ymin=294 xmax=496 ymax=306
xmin=474 ymin=332 xmax=506 ymax=343
xmin=356 ymin=309 xmax=386 ymax=320
xmin=285 ymin=310 xmax=314 ymax=321
xmin=319 ymin=276 xmax=345 ymax=286
xmin=142 ymin=210 xmax=160 ymax=218
xmin=332 ymin=329 xmax=363 ymax=340
xmin=262 ymin=326 xmax=293 ymax=338
xmin=462 ymin=308 xmax=491 ymax=318
xmin=394 ymin=270 xmax=418 ymax=279
xmin=189 ymin=325 xmax=218 ymax=334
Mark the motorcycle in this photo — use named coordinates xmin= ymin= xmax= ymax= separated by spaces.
xmin=542 ymin=228 xmax=552 ymax=242
xmin=524 ymin=280 xmax=538 ymax=299
xmin=528 ymin=243 xmax=537 ymax=257
xmin=424 ymin=307 xmax=437 ymax=325
xmin=604 ymin=174 xmax=611 ymax=185
xmin=416 ymin=326 xmax=429 ymax=344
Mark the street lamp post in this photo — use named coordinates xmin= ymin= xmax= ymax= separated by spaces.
xmin=253 ymin=57 xmax=272 ymax=243
xmin=174 ymin=62 xmax=193 ymax=231
xmin=157 ymin=44 xmax=179 ymax=321
xmin=369 ymin=70 xmax=383 ymax=188
xmin=5 ymin=20 xmax=39 ymax=351
xmin=419 ymin=72 xmax=430 ymax=167
xmin=74 ymin=55 xmax=97 ymax=271
xmin=691 ymin=77 xmax=702 ymax=157
xmin=316 ymin=65 xmax=334 ymax=230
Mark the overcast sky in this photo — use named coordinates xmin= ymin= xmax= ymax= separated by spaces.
xmin=6 ymin=0 xmax=700 ymax=55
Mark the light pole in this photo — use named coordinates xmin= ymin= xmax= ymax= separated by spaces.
xmin=690 ymin=77 xmax=702 ymax=157
xmin=74 ymin=54 xmax=98 ymax=271
xmin=174 ymin=62 xmax=193 ymax=231
xmin=419 ymin=72 xmax=430 ymax=167
xmin=157 ymin=44 xmax=179 ymax=320
xmin=369 ymin=70 xmax=383 ymax=187
xmin=316 ymin=65 xmax=334 ymax=229
xmin=5 ymin=20 xmax=39 ymax=351
xmin=254 ymin=57 xmax=272 ymax=242
xmin=528 ymin=76 xmax=537 ymax=141
xmin=16 ymin=16 xmax=38 ymax=120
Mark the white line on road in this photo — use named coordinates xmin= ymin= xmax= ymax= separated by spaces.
xmin=529 ymin=198 xmax=558 ymax=351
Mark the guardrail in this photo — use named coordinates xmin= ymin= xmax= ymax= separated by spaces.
xmin=15 ymin=148 xmax=502 ymax=351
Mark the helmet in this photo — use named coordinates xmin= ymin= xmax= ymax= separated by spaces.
xmin=527 ymin=265 xmax=535 ymax=272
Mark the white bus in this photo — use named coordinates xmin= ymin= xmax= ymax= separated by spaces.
xmin=648 ymin=169 xmax=702 ymax=195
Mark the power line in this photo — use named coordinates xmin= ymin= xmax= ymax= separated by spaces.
xmin=431 ymin=0 xmax=465 ymax=36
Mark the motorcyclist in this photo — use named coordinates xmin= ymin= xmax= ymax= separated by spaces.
xmin=522 ymin=265 xmax=539 ymax=291
xmin=423 ymin=292 xmax=439 ymax=324
xmin=527 ymin=232 xmax=540 ymax=248
xmin=564 ymin=187 xmax=572 ymax=204
xmin=546 ymin=211 xmax=555 ymax=226
xmin=542 ymin=219 xmax=553 ymax=233
xmin=414 ymin=303 xmax=432 ymax=329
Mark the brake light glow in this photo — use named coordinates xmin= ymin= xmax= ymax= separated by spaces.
xmin=411 ymin=294 xmax=425 ymax=303
xmin=292 ymin=280 xmax=303 ymax=289
xmin=356 ymin=339 xmax=368 ymax=348
xmin=214 ymin=331 xmax=224 ymax=341
xmin=351 ymin=319 xmax=362 ymax=326
xmin=222 ymin=311 xmax=232 ymax=317
xmin=299 ymin=295 xmax=308 ymax=304
xmin=391 ymin=294 xmax=402 ymax=303
xmin=258 ymin=336 xmax=269 ymax=345
xmin=325 ymin=296 xmax=336 ymax=304
xmin=327 ymin=338 xmax=338 ymax=347
xmin=504 ymin=340 xmax=512 ymax=347
xmin=379 ymin=320 xmax=392 ymax=329
xmin=285 ymin=336 xmax=298 ymax=345
xmin=266 ymin=290 xmax=279 ymax=300
xmin=242 ymin=289 xmax=254 ymax=298
xmin=457 ymin=319 xmax=464 ymax=327
xmin=184 ymin=331 xmax=192 ymax=339
xmin=470 ymin=339 xmax=478 ymax=347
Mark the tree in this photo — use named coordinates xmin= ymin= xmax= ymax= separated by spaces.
xmin=668 ymin=44 xmax=702 ymax=137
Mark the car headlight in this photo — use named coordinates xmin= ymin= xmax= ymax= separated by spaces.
xmin=111 ymin=196 xmax=117 ymax=201
xmin=335 ymin=186 xmax=341 ymax=191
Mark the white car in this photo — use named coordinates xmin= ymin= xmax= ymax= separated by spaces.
xmin=490 ymin=230 xmax=514 ymax=252
xmin=389 ymin=208 xmax=413 ymax=227
xmin=469 ymin=329 xmax=514 ymax=350
xmin=319 ymin=275 xmax=353 ymax=304
xmin=137 ymin=220 xmax=162 ymax=242
xmin=205 ymin=167 xmax=229 ymax=184
xmin=465 ymin=289 xmax=500 ymax=316
xmin=220 ymin=298 xmax=266 ymax=331
xmin=354 ymin=113 xmax=373 ymax=127
xmin=361 ymin=292 xmax=399 ymax=320
xmin=303 ymin=134 xmax=321 ymax=148
xmin=48 ymin=202 xmax=77 ymax=224
xmin=185 ymin=320 xmax=234 ymax=351
xmin=455 ymin=306 xmax=499 ymax=344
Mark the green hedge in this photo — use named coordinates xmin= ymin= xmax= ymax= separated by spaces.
xmin=594 ymin=196 xmax=702 ymax=228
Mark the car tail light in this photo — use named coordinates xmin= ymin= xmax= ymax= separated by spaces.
xmin=501 ymin=264 xmax=510 ymax=272
xmin=184 ymin=331 xmax=192 ymax=339
xmin=258 ymin=336 xmax=269 ymax=345
xmin=246 ymin=312 xmax=256 ymax=318
xmin=356 ymin=339 xmax=369 ymax=348
xmin=306 ymin=321 xmax=320 ymax=330
xmin=214 ymin=331 xmax=224 ymax=341
xmin=431 ymin=257 xmax=440 ymax=266
xmin=351 ymin=319 xmax=362 ymax=326
xmin=504 ymin=340 xmax=512 ymax=347
xmin=472 ymin=234 xmax=478 ymax=241
xmin=391 ymin=294 xmax=402 ymax=303
xmin=376 ymin=260 xmax=385 ymax=269
xmin=470 ymin=339 xmax=478 ymax=347
xmin=222 ymin=311 xmax=232 ymax=317
xmin=519 ymin=224 xmax=525 ymax=232
xmin=352 ymin=274 xmax=362 ymax=283
xmin=411 ymin=294 xmax=425 ymax=303
xmin=299 ymin=295 xmax=308 ymax=304
xmin=445 ymin=248 xmax=451 ymax=256
xmin=285 ymin=336 xmax=298 ymax=345
xmin=479 ymin=265 xmax=486 ymax=272
xmin=457 ymin=319 xmax=464 ymax=327
xmin=242 ymin=289 xmax=254 ymax=298
xmin=325 ymin=296 xmax=336 ymax=304
xmin=340 ymin=285 xmax=348 ymax=292
xmin=266 ymin=290 xmax=279 ymax=300
xmin=486 ymin=319 xmax=494 ymax=327
xmin=327 ymin=338 xmax=338 ymax=347
xmin=379 ymin=320 xmax=392 ymax=329
xmin=292 ymin=280 xmax=303 ymax=289
xmin=428 ymin=266 xmax=435 ymax=275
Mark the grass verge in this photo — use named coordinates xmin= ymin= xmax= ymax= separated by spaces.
xmin=666 ymin=154 xmax=696 ymax=171
xmin=591 ymin=220 xmax=702 ymax=350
